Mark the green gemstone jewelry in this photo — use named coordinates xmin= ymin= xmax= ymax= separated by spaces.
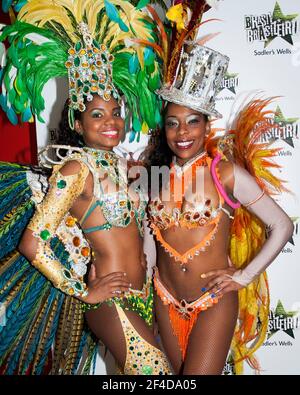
xmin=57 ymin=180 xmax=67 ymax=189
xmin=40 ymin=229 xmax=51 ymax=241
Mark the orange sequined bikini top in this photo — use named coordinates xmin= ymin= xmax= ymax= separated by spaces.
xmin=148 ymin=155 xmax=231 ymax=266
xmin=148 ymin=195 xmax=223 ymax=230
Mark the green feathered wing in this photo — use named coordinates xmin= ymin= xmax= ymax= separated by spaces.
xmin=0 ymin=162 xmax=97 ymax=375
xmin=0 ymin=0 xmax=163 ymax=141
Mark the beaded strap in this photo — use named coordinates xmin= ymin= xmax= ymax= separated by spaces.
xmin=81 ymin=301 xmax=102 ymax=312
xmin=28 ymin=156 xmax=90 ymax=297
xmin=244 ymin=191 xmax=265 ymax=207
xmin=32 ymin=242 xmax=88 ymax=297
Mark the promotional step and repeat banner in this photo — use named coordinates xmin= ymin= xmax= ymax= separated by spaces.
xmin=204 ymin=0 xmax=300 ymax=375
xmin=34 ymin=0 xmax=300 ymax=375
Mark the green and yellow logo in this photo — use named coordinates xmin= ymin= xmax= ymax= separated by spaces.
xmin=257 ymin=106 xmax=299 ymax=148
xmin=268 ymin=300 xmax=300 ymax=339
xmin=219 ymin=72 xmax=239 ymax=94
xmin=245 ymin=2 xmax=298 ymax=47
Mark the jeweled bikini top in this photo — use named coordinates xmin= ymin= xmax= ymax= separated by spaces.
xmin=148 ymin=152 xmax=231 ymax=265
xmin=79 ymin=148 xmax=147 ymax=236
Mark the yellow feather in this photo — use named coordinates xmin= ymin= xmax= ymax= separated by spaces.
xmin=18 ymin=0 xmax=78 ymax=42
xmin=229 ymin=207 xmax=269 ymax=373
xmin=85 ymin=0 xmax=105 ymax=36
xmin=18 ymin=0 xmax=156 ymax=54
xmin=113 ymin=0 xmax=134 ymax=17
xmin=166 ymin=4 xmax=185 ymax=32
xmin=141 ymin=121 xmax=149 ymax=134
xmin=104 ymin=10 xmax=153 ymax=50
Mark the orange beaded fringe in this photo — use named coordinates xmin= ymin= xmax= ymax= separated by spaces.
xmin=154 ymin=269 xmax=219 ymax=360
xmin=169 ymin=304 xmax=200 ymax=360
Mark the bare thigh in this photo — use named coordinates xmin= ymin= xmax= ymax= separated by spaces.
xmin=85 ymin=302 xmax=161 ymax=369
xmin=183 ymin=291 xmax=239 ymax=375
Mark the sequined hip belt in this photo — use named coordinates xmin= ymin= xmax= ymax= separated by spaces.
xmin=107 ymin=277 xmax=153 ymax=326
xmin=153 ymin=266 xmax=219 ymax=359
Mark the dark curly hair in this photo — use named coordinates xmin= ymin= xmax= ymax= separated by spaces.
xmin=142 ymin=127 xmax=173 ymax=170
xmin=55 ymin=100 xmax=85 ymax=148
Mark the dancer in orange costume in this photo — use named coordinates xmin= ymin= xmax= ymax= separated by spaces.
xmin=144 ymin=1 xmax=293 ymax=374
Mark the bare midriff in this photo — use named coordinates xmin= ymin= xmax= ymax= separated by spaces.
xmin=86 ymin=222 xmax=145 ymax=290
xmin=151 ymin=163 xmax=234 ymax=301
xmin=156 ymin=213 xmax=232 ymax=301
xmin=70 ymin=189 xmax=146 ymax=291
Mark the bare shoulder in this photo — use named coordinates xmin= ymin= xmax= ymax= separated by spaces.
xmin=217 ymin=160 xmax=234 ymax=192
xmin=59 ymin=159 xmax=86 ymax=177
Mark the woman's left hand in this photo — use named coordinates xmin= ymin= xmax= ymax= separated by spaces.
xmin=201 ymin=267 xmax=243 ymax=298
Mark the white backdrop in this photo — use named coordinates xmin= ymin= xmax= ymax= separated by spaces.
xmin=35 ymin=0 xmax=300 ymax=375
xmin=203 ymin=0 xmax=300 ymax=375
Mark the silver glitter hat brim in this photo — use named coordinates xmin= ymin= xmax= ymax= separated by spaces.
xmin=157 ymin=87 xmax=223 ymax=119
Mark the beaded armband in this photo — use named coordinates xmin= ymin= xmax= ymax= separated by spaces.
xmin=244 ymin=191 xmax=265 ymax=207
xmin=27 ymin=157 xmax=90 ymax=297
xmin=28 ymin=160 xmax=89 ymax=237
xmin=32 ymin=242 xmax=88 ymax=297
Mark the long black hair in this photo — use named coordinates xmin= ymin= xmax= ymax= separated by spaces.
xmin=142 ymin=103 xmax=173 ymax=170
xmin=142 ymin=127 xmax=173 ymax=169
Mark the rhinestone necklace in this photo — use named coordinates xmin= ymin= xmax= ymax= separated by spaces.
xmin=83 ymin=147 xmax=126 ymax=187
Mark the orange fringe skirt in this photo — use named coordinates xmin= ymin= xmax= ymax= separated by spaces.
xmin=153 ymin=267 xmax=219 ymax=360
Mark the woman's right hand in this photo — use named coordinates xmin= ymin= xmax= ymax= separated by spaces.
xmin=78 ymin=264 xmax=131 ymax=304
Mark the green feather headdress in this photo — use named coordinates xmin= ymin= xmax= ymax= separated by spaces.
xmin=0 ymin=0 xmax=163 ymax=139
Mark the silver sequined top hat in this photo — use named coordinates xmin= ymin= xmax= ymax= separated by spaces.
xmin=158 ymin=43 xmax=229 ymax=119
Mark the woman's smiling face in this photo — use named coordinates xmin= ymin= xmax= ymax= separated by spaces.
xmin=75 ymin=95 xmax=125 ymax=151
xmin=165 ymin=103 xmax=208 ymax=164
